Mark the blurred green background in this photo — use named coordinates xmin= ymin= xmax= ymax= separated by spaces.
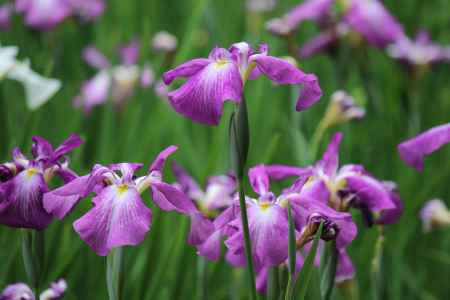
xmin=1 ymin=0 xmax=449 ymax=299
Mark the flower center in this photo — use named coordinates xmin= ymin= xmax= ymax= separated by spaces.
xmin=259 ymin=202 xmax=271 ymax=211
xmin=117 ymin=184 xmax=129 ymax=195
xmin=214 ymin=59 xmax=229 ymax=69
xmin=25 ymin=168 xmax=39 ymax=179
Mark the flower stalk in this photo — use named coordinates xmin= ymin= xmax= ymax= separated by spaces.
xmin=21 ymin=229 xmax=45 ymax=295
xmin=106 ymin=247 xmax=124 ymax=300
xmin=229 ymin=97 xmax=257 ymax=300
xmin=284 ymin=202 xmax=296 ymax=300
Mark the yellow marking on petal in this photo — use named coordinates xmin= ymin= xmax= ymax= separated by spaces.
xmin=259 ymin=202 xmax=271 ymax=211
xmin=214 ymin=59 xmax=230 ymax=69
xmin=25 ymin=168 xmax=38 ymax=179
xmin=117 ymin=184 xmax=129 ymax=195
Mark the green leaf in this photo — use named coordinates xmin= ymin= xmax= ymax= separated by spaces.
xmin=21 ymin=229 xmax=45 ymax=294
xmin=229 ymin=98 xmax=250 ymax=180
xmin=297 ymin=221 xmax=324 ymax=300
xmin=320 ymin=240 xmax=338 ymax=300
xmin=284 ymin=202 xmax=296 ymax=300
xmin=267 ymin=267 xmax=279 ymax=300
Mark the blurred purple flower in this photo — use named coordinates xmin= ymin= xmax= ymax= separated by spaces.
xmin=387 ymin=30 xmax=450 ymax=66
xmin=68 ymin=0 xmax=105 ymax=22
xmin=344 ymin=0 xmax=405 ymax=48
xmin=15 ymin=0 xmax=72 ymax=30
xmin=398 ymin=123 xmax=450 ymax=171
xmin=43 ymin=146 xmax=196 ymax=256
xmin=75 ymin=43 xmax=154 ymax=114
xmin=0 ymin=134 xmax=82 ymax=230
xmin=420 ymin=199 xmax=450 ymax=233
xmin=0 ymin=4 xmax=12 ymax=30
xmin=0 ymin=279 xmax=67 ymax=300
xmin=172 ymin=162 xmax=235 ymax=260
xmin=151 ymin=31 xmax=178 ymax=54
xmin=163 ymin=42 xmax=322 ymax=125
xmin=247 ymin=0 xmax=277 ymax=13
xmin=299 ymin=23 xmax=350 ymax=59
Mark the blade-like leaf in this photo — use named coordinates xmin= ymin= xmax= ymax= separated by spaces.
xmin=320 ymin=240 xmax=338 ymax=300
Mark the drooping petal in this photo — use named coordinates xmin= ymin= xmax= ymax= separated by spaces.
xmin=335 ymin=249 xmax=355 ymax=283
xmin=82 ymin=46 xmax=111 ymax=70
xmin=0 ymin=282 xmax=35 ymax=300
xmin=0 ymin=169 xmax=52 ymax=230
xmin=344 ymin=174 xmax=396 ymax=213
xmin=188 ymin=213 xmax=215 ymax=245
xmin=73 ymin=185 xmax=152 ymax=256
xmin=20 ymin=0 xmax=71 ymax=30
xmin=317 ymin=132 xmax=343 ymax=177
xmin=249 ymin=54 xmax=322 ymax=111
xmin=162 ymin=58 xmax=211 ymax=85
xmin=264 ymin=164 xmax=311 ymax=180
xmin=197 ymin=230 xmax=222 ymax=261
xmin=43 ymin=175 xmax=90 ymax=219
xmin=31 ymin=136 xmax=54 ymax=161
xmin=150 ymin=181 xmax=197 ymax=214
xmin=52 ymin=134 xmax=84 ymax=161
xmin=375 ymin=190 xmax=403 ymax=225
xmin=398 ymin=123 xmax=450 ymax=171
xmin=166 ymin=56 xmax=243 ymax=125
xmin=299 ymin=178 xmax=330 ymax=204
xmin=203 ymin=175 xmax=236 ymax=210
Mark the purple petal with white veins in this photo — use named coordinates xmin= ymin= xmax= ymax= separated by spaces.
xmin=43 ymin=175 xmax=90 ymax=219
xmin=0 ymin=169 xmax=52 ymax=230
xmin=82 ymin=46 xmax=111 ymax=70
xmin=150 ymin=182 xmax=197 ymax=214
xmin=73 ymin=185 xmax=152 ymax=256
xmin=166 ymin=54 xmax=243 ymax=125
xmin=249 ymin=54 xmax=322 ymax=111
xmin=203 ymin=175 xmax=236 ymax=210
xmin=398 ymin=123 xmax=450 ymax=171
xmin=162 ymin=58 xmax=211 ymax=85
xmin=248 ymin=165 xmax=270 ymax=195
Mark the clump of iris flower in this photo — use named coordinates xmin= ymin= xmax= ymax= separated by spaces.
xmin=43 ymin=146 xmax=196 ymax=256
xmin=9 ymin=0 xmax=105 ymax=31
xmin=163 ymin=42 xmax=322 ymax=125
xmin=0 ymin=44 xmax=61 ymax=110
xmin=387 ymin=30 xmax=450 ymax=68
xmin=420 ymin=199 xmax=450 ymax=233
xmin=267 ymin=0 xmax=405 ymax=58
xmin=0 ymin=278 xmax=67 ymax=300
xmin=218 ymin=164 xmax=357 ymax=292
xmin=398 ymin=123 xmax=450 ymax=172
xmin=74 ymin=41 xmax=154 ymax=114
xmin=0 ymin=134 xmax=83 ymax=230
xmin=172 ymin=162 xmax=236 ymax=260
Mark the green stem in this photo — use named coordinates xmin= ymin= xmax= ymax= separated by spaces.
xmin=21 ymin=229 xmax=45 ymax=295
xmin=285 ymin=202 xmax=296 ymax=300
xmin=267 ymin=267 xmax=279 ymax=300
xmin=106 ymin=247 xmax=124 ymax=300
xmin=196 ymin=256 xmax=207 ymax=300
xmin=310 ymin=120 xmax=327 ymax=162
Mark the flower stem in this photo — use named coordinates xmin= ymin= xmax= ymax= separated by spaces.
xmin=107 ymin=247 xmax=124 ymax=300
xmin=229 ymin=97 xmax=258 ymax=300
xmin=196 ymin=256 xmax=207 ymax=300
xmin=285 ymin=202 xmax=296 ymax=300
xmin=21 ymin=229 xmax=45 ymax=296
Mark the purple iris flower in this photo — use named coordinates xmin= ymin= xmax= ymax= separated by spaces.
xmin=0 ymin=4 xmax=12 ymax=30
xmin=67 ymin=0 xmax=105 ymax=22
xmin=420 ymin=199 xmax=450 ymax=233
xmin=15 ymin=0 xmax=72 ymax=31
xmin=266 ymin=0 xmax=333 ymax=36
xmin=388 ymin=30 xmax=450 ymax=67
xmin=172 ymin=162 xmax=236 ymax=260
xmin=75 ymin=43 xmax=153 ymax=114
xmin=0 ymin=134 xmax=82 ymax=230
xmin=0 ymin=278 xmax=66 ymax=300
xmin=398 ymin=123 xmax=450 ymax=171
xmin=223 ymin=164 xmax=356 ymax=271
xmin=344 ymin=0 xmax=405 ymax=49
xmin=162 ymin=42 xmax=322 ymax=125
xmin=43 ymin=146 xmax=196 ymax=256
